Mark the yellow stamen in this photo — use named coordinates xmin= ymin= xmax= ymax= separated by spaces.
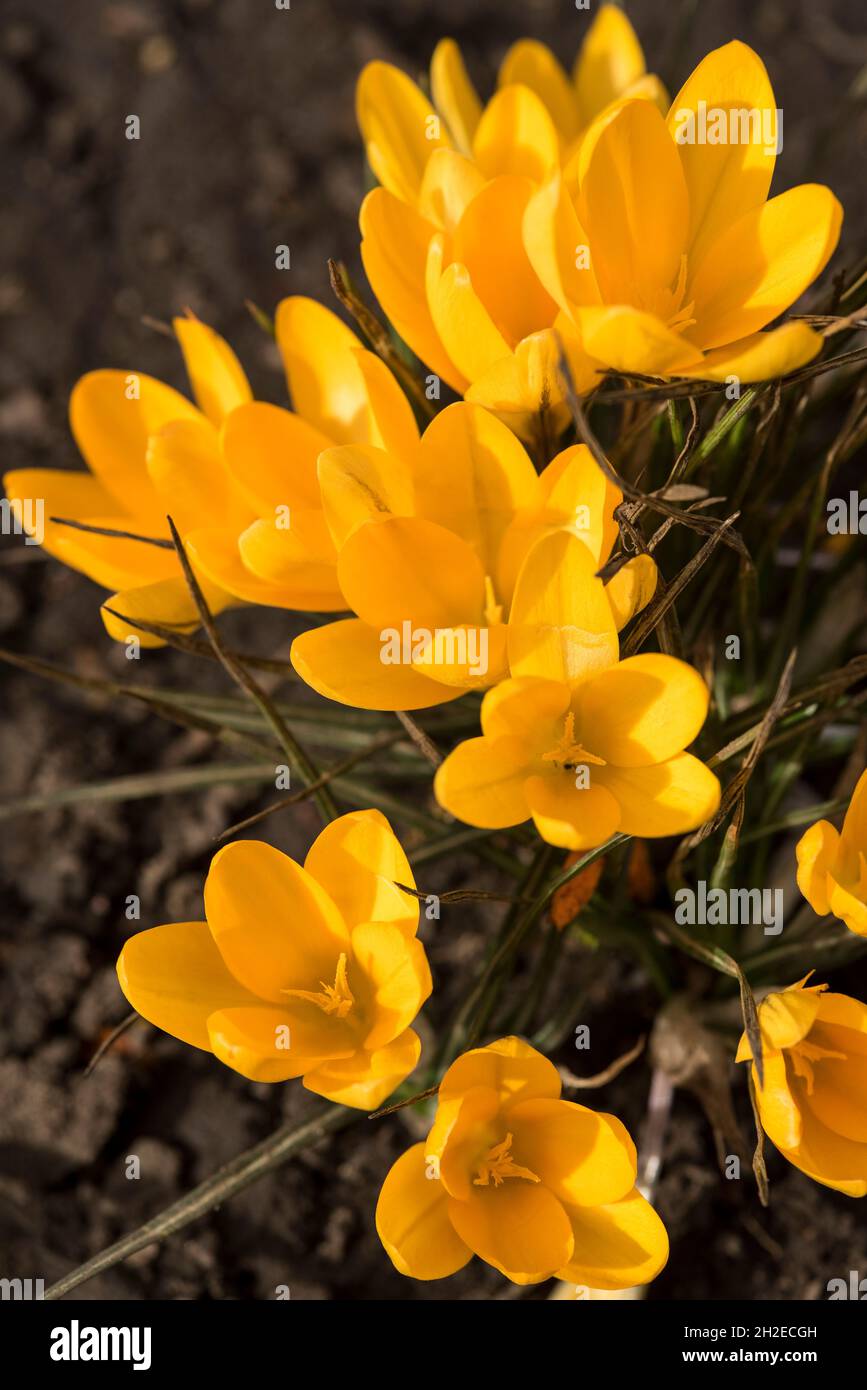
xmin=541 ymin=712 xmax=607 ymax=770
xmin=484 ymin=575 xmax=503 ymax=627
xmin=283 ymin=952 xmax=355 ymax=1018
xmin=473 ymin=1132 xmax=540 ymax=1188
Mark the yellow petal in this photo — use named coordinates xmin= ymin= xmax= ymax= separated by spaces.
xmin=828 ymin=878 xmax=867 ymax=937
xmin=500 ymin=40 xmax=580 ymax=145
xmin=222 ymin=400 xmax=331 ymax=513
xmin=434 ymin=733 xmax=534 ymax=830
xmin=508 ymin=530 xmax=619 ymax=687
xmin=557 ymin=1186 xmax=669 ymax=1290
xmin=117 ymin=920 xmax=260 ymax=1051
xmin=509 ymin=1099 xmax=636 ymax=1205
xmin=428 ymin=1087 xmax=502 ymax=1201
xmin=411 ymin=622 xmax=508 ymax=691
xmin=579 ymin=98 xmax=688 ymax=303
xmin=186 ymin=526 xmax=344 ymax=611
xmin=350 ymin=921 xmax=432 ymax=1051
xmin=304 ymin=1028 xmax=422 ymax=1109
xmin=426 ymin=242 xmax=512 ymax=382
xmin=576 ymin=653 xmax=710 ymax=767
xmin=453 ymin=176 xmax=558 ymax=347
xmin=360 ymin=189 xmax=466 ymax=391
xmin=795 ymin=819 xmax=840 ymax=917
xmin=522 ymin=173 xmax=600 ymax=316
xmin=438 ymin=1035 xmax=562 ymax=1109
xmin=523 ymin=771 xmax=621 ymax=851
xmin=463 ymin=327 xmax=576 ymax=437
xmin=203 ymin=839 xmax=350 ymax=1002
xmin=678 ymin=322 xmax=823 ymax=383
xmin=276 ymin=296 xmax=377 ymax=447
xmin=573 ymin=3 xmax=646 ymax=126
xmin=70 ymin=369 xmax=200 ymax=521
xmin=353 ymin=346 xmax=420 ymax=460
xmin=236 ymin=514 xmax=341 ymax=605
xmin=782 ymin=1099 xmax=867 ymax=1197
xmin=148 ymin=415 xmax=252 ymax=533
xmin=419 ymin=148 xmax=486 ymax=232
xmin=291 ymin=617 xmax=460 ymax=711
xmin=317 ymin=442 xmax=415 ymax=550
xmin=412 ymin=401 xmax=537 ymax=576
xmin=101 ymin=573 xmax=231 ymax=647
xmin=577 ymin=305 xmax=704 ymax=376
xmin=356 ymin=60 xmax=451 ymax=204
xmin=376 ymin=1142 xmax=473 ymax=1279
xmin=448 ymin=1180 xmax=573 ymax=1284
xmin=304 ymin=808 xmax=419 ymax=937
xmin=666 ymin=40 xmax=777 ymax=267
xmin=841 ymin=768 xmax=867 ymax=853
xmin=759 ymin=985 xmax=823 ymax=1051
xmin=605 ymin=554 xmax=658 ymax=629
xmin=337 ymin=515 xmax=485 ymax=631
xmin=752 ymin=1050 xmax=803 ymax=1153
xmin=596 ymin=753 xmax=721 ymax=836
xmin=430 ymin=38 xmax=483 ymax=155
xmin=473 ymin=83 xmax=560 ymax=183
xmin=173 ymin=316 xmax=252 ymax=425
xmin=688 ymin=184 xmax=843 ymax=349
xmin=802 ymin=1048 xmax=867 ymax=1144
xmin=207 ymin=1003 xmax=354 ymax=1083
xmin=481 ymin=676 xmax=571 ymax=745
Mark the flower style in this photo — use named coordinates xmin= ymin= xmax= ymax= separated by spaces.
xmin=358 ymin=30 xmax=841 ymax=437
xmin=376 ymin=1035 xmax=669 ymax=1285
xmin=116 ymin=810 xmax=431 ymax=1109
xmin=737 ymin=976 xmax=867 ymax=1196
xmin=4 ymin=297 xmax=417 ymax=645
xmin=434 ymin=530 xmax=720 ymax=848
xmin=356 ymin=6 xmax=665 ymax=436
xmin=796 ymin=768 xmax=867 ymax=936
xmin=290 ymin=401 xmax=656 ymax=710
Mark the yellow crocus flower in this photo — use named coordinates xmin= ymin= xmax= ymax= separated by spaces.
xmin=796 ymin=769 xmax=867 ymax=936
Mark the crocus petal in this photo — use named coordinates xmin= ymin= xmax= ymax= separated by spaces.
xmin=499 ymin=40 xmax=580 ymax=144
xmin=605 ymin=554 xmax=658 ymax=629
xmin=453 ymin=176 xmax=558 ymax=346
xmin=464 ymin=328 xmax=578 ymax=436
xmin=203 ymin=839 xmax=350 ymax=1001
xmin=448 ymin=1180 xmax=573 ymax=1284
xmin=419 ymin=147 xmax=486 ymax=231
xmin=688 ymin=184 xmax=843 ymax=348
xmin=360 ymin=189 xmax=466 ymax=390
xmin=186 ymin=525 xmax=344 ymax=611
xmin=70 ymin=369 xmax=200 ymax=521
xmin=173 ymin=316 xmax=252 ymax=425
xmin=578 ymin=305 xmax=704 ymax=376
xmin=827 ymin=879 xmax=867 ymax=937
xmin=376 ymin=1143 xmax=473 ymax=1280
xmin=352 ymin=346 xmax=421 ymax=460
xmin=337 ymin=515 xmax=486 ymax=631
xmin=776 ymin=1086 xmax=867 ymax=1196
xmin=530 ymin=440 xmax=621 ymax=565
xmin=596 ymin=753 xmax=721 ymax=836
xmin=412 ymin=401 xmax=537 ymax=576
xmin=117 ymin=920 xmax=261 ymax=1052
xmin=207 ymin=1003 xmax=354 ymax=1083
xmin=508 ymin=530 xmax=619 ymax=687
xmin=304 ymin=1028 xmax=422 ymax=1109
xmin=148 ymin=415 xmax=252 ymax=535
xmin=350 ymin=921 xmax=432 ymax=1051
xmin=524 ymin=771 xmax=621 ymax=850
xmin=576 ymin=653 xmax=710 ymax=767
xmin=759 ymin=986 xmax=823 ymax=1051
xmin=317 ymin=443 xmax=415 ymax=550
xmin=434 ymin=733 xmax=534 ymax=830
xmin=841 ymin=769 xmax=867 ymax=853
xmin=473 ymin=83 xmax=560 ymax=183
xmin=276 ymin=296 xmax=378 ymax=447
xmin=305 ymin=809 xmax=419 ymax=938
xmin=557 ymin=1186 xmax=669 ymax=1290
xmin=481 ymin=676 xmax=571 ymax=744
xmin=522 ymin=173 xmax=600 ymax=316
xmin=426 ymin=242 xmax=513 ymax=382
xmin=795 ymin=819 xmax=840 ymax=917
xmin=430 ymin=38 xmax=482 ymax=154
xmin=578 ymin=98 xmax=689 ymax=303
xmin=802 ymin=1051 xmax=867 ymax=1144
xmin=667 ymin=41 xmax=778 ymax=268
xmin=291 ymin=617 xmax=460 ymax=711
xmin=222 ymin=399 xmax=331 ymax=513
xmin=677 ymin=323 xmax=823 ymax=383
xmin=356 ymin=60 xmax=451 ymax=204
xmin=509 ymin=1099 xmax=636 ymax=1205
xmin=574 ymin=3 xmax=646 ymax=126
xmin=439 ymin=1035 xmax=563 ymax=1109
xmin=101 ymin=573 xmax=231 ymax=647
xmin=236 ymin=514 xmax=341 ymax=605
xmin=752 ymin=1050 xmax=803 ymax=1152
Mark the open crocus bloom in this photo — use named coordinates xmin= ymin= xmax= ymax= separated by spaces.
xmin=290 ymin=401 xmax=656 ymax=711
xmin=525 ymin=41 xmax=842 ymax=390
xmin=4 ymin=297 xmax=417 ymax=645
xmin=434 ymin=531 xmax=719 ymax=849
xmin=356 ymin=6 xmax=665 ymax=437
xmin=796 ymin=769 xmax=867 ymax=936
xmin=376 ymin=1035 xmax=669 ymax=1285
xmin=117 ymin=810 xmax=432 ymax=1109
xmin=737 ymin=976 xmax=867 ymax=1196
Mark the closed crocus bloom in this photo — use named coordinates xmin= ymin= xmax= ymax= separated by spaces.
xmin=290 ymin=402 xmax=656 ymax=711
xmin=117 ymin=810 xmax=431 ymax=1109
xmin=434 ymin=531 xmax=719 ymax=849
xmin=376 ymin=1035 xmax=669 ymax=1285
xmin=356 ymin=8 xmax=665 ymax=437
xmin=523 ymin=42 xmax=842 ymax=389
xmin=796 ymin=769 xmax=867 ymax=936
xmin=737 ymin=977 xmax=867 ymax=1196
xmin=4 ymin=298 xmax=417 ymax=645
